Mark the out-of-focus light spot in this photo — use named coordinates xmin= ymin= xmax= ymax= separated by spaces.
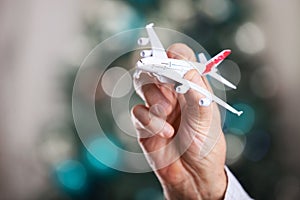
xmin=225 ymin=103 xmax=255 ymax=135
xmin=85 ymin=1 xmax=142 ymax=35
xmin=275 ymin=176 xmax=300 ymax=200
xmin=244 ymin=131 xmax=270 ymax=162
xmin=225 ymin=134 xmax=246 ymax=165
xmin=164 ymin=0 xmax=194 ymax=22
xmin=250 ymin=66 xmax=279 ymax=98
xmin=40 ymin=138 xmax=74 ymax=165
xmin=101 ymin=67 xmax=132 ymax=98
xmin=38 ymin=129 xmax=75 ymax=166
xmin=55 ymin=160 xmax=86 ymax=190
xmin=210 ymin=60 xmax=241 ymax=91
xmin=135 ymin=187 xmax=163 ymax=200
xmin=86 ymin=137 xmax=120 ymax=171
xmin=235 ymin=22 xmax=265 ymax=54
xmin=197 ymin=0 xmax=233 ymax=22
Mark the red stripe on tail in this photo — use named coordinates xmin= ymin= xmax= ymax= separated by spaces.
xmin=203 ymin=50 xmax=231 ymax=74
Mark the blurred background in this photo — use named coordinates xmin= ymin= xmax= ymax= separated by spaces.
xmin=1 ymin=0 xmax=300 ymax=199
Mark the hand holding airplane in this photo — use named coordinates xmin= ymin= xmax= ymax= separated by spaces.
xmin=131 ymin=44 xmax=230 ymax=199
xmin=134 ymin=23 xmax=243 ymax=116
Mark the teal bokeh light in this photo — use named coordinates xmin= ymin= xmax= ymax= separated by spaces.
xmin=225 ymin=103 xmax=255 ymax=135
xmin=86 ymin=137 xmax=120 ymax=171
xmin=55 ymin=160 xmax=87 ymax=190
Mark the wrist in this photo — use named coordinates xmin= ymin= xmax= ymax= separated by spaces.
xmin=198 ymin=168 xmax=227 ymax=200
xmin=161 ymin=168 xmax=227 ymax=200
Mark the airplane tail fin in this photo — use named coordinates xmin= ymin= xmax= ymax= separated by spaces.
xmin=196 ymin=50 xmax=237 ymax=89
xmin=202 ymin=50 xmax=231 ymax=74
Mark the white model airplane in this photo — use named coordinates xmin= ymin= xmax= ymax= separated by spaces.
xmin=134 ymin=23 xmax=243 ymax=116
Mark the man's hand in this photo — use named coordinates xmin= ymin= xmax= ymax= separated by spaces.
xmin=131 ymin=43 xmax=227 ymax=200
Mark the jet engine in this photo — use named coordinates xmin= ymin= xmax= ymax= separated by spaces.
xmin=140 ymin=50 xmax=152 ymax=58
xmin=199 ymin=98 xmax=211 ymax=106
xmin=137 ymin=37 xmax=150 ymax=46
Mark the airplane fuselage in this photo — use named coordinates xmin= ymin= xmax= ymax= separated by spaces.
xmin=137 ymin=57 xmax=206 ymax=78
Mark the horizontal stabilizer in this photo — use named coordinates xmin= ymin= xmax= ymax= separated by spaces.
xmin=208 ymin=72 xmax=237 ymax=89
xmin=237 ymin=111 xmax=243 ymax=116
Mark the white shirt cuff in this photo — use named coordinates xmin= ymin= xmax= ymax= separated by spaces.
xmin=224 ymin=166 xmax=253 ymax=200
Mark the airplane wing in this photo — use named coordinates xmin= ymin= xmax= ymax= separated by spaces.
xmin=187 ymin=81 xmax=243 ymax=116
xmin=155 ymin=68 xmax=243 ymax=116
xmin=145 ymin=23 xmax=168 ymax=59
xmin=208 ymin=72 xmax=237 ymax=89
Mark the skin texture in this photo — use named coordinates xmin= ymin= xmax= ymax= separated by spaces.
xmin=131 ymin=43 xmax=227 ymax=200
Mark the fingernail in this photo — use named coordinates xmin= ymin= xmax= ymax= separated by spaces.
xmin=150 ymin=103 xmax=167 ymax=117
xmin=161 ymin=124 xmax=174 ymax=138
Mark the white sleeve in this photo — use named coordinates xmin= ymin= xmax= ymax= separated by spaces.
xmin=224 ymin=166 xmax=254 ymax=200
